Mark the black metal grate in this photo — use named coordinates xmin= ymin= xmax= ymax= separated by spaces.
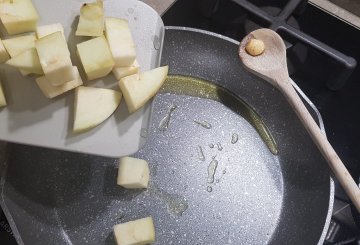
xmin=232 ymin=0 xmax=357 ymax=90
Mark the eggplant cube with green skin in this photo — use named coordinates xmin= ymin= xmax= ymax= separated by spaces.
xmin=36 ymin=31 xmax=74 ymax=86
xmin=0 ymin=79 xmax=6 ymax=107
xmin=118 ymin=66 xmax=168 ymax=113
xmin=6 ymin=48 xmax=43 ymax=75
xmin=105 ymin=17 xmax=136 ymax=67
xmin=77 ymin=36 xmax=114 ymax=80
xmin=76 ymin=0 xmax=104 ymax=37
xmin=36 ymin=23 xmax=65 ymax=39
xmin=0 ymin=0 xmax=39 ymax=35
xmin=73 ymin=86 xmax=122 ymax=133
xmin=2 ymin=33 xmax=36 ymax=57
xmin=117 ymin=157 xmax=150 ymax=189
xmin=0 ymin=39 xmax=10 ymax=63
xmin=36 ymin=66 xmax=83 ymax=99
xmin=112 ymin=60 xmax=139 ymax=80
xmin=114 ymin=217 xmax=155 ymax=245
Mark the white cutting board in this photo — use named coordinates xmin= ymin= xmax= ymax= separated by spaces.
xmin=0 ymin=0 xmax=164 ymax=157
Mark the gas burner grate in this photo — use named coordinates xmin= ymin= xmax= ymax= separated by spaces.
xmin=232 ymin=0 xmax=356 ymax=90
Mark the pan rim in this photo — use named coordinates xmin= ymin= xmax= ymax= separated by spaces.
xmin=164 ymin=26 xmax=334 ymax=245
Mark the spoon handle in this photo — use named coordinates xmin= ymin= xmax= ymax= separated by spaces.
xmin=279 ymin=76 xmax=360 ymax=213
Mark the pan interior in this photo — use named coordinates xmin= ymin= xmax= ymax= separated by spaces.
xmin=2 ymin=75 xmax=284 ymax=245
xmin=133 ymin=75 xmax=284 ymax=244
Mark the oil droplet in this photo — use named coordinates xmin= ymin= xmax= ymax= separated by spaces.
xmin=150 ymin=185 xmax=188 ymax=217
xmin=207 ymin=186 xmax=212 ymax=192
xmin=197 ymin=145 xmax=205 ymax=161
xmin=231 ymin=133 xmax=239 ymax=144
xmin=217 ymin=142 xmax=223 ymax=151
xmin=166 ymin=195 xmax=188 ymax=216
xmin=194 ymin=120 xmax=212 ymax=129
xmin=223 ymin=169 xmax=227 ymax=175
xmin=140 ymin=128 xmax=147 ymax=138
xmin=158 ymin=105 xmax=177 ymax=131
xmin=209 ymin=143 xmax=214 ymax=148
xmin=153 ymin=35 xmax=161 ymax=50
xmin=207 ymin=158 xmax=218 ymax=183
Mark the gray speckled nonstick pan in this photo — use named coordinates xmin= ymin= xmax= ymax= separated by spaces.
xmin=0 ymin=27 xmax=333 ymax=245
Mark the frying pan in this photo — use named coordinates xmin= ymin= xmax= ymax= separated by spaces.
xmin=0 ymin=27 xmax=333 ymax=244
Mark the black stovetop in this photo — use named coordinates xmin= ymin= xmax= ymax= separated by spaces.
xmin=1 ymin=0 xmax=360 ymax=244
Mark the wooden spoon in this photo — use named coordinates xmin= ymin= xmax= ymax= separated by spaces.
xmin=239 ymin=28 xmax=360 ymax=213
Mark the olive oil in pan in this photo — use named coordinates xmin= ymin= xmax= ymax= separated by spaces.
xmin=194 ymin=120 xmax=212 ymax=129
xmin=159 ymin=75 xmax=278 ymax=155
xmin=231 ymin=133 xmax=239 ymax=144
xmin=158 ymin=105 xmax=177 ymax=131
xmin=197 ymin=145 xmax=205 ymax=161
xmin=149 ymin=184 xmax=188 ymax=217
xmin=217 ymin=142 xmax=223 ymax=151
xmin=207 ymin=157 xmax=218 ymax=184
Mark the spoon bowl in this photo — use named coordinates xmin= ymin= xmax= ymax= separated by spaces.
xmin=239 ymin=29 xmax=288 ymax=88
